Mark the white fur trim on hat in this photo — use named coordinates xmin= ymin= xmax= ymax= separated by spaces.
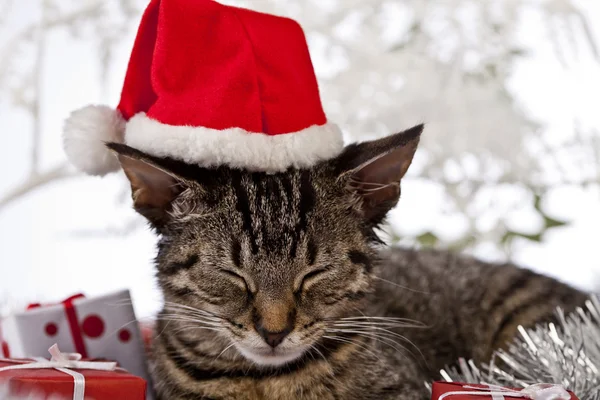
xmin=63 ymin=105 xmax=126 ymax=176
xmin=124 ymin=113 xmax=344 ymax=172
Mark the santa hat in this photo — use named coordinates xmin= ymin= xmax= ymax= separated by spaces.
xmin=63 ymin=0 xmax=343 ymax=175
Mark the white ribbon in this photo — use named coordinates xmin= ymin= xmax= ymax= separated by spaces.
xmin=485 ymin=383 xmax=505 ymax=400
xmin=0 ymin=344 xmax=120 ymax=400
xmin=437 ymin=383 xmax=572 ymax=400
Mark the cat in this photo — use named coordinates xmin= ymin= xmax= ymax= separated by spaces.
xmin=108 ymin=124 xmax=587 ymax=400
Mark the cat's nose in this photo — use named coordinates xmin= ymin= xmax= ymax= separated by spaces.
xmin=255 ymin=324 xmax=291 ymax=348
xmin=252 ymin=296 xmax=296 ymax=347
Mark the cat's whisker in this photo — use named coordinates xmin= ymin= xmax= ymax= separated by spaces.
xmin=163 ymin=318 xmax=223 ymax=328
xmin=308 ymin=343 xmax=346 ymax=388
xmin=153 ymin=320 xmax=175 ymax=341
xmin=322 ymin=335 xmax=381 ymax=362
xmin=305 ymin=346 xmax=318 ymax=364
xmin=331 ymin=325 xmax=420 ymax=345
xmin=336 ymin=316 xmax=427 ymax=325
xmin=160 ymin=313 xmax=221 ymax=324
xmin=162 ymin=309 xmax=220 ymax=321
xmin=332 ymin=326 xmax=428 ymax=366
xmin=335 ymin=318 xmax=417 ymax=323
xmin=326 ymin=329 xmax=416 ymax=361
xmin=328 ymin=321 xmax=428 ymax=331
xmin=159 ymin=322 xmax=222 ymax=332
xmin=162 ymin=301 xmax=223 ymax=319
xmin=328 ymin=325 xmax=419 ymax=349
xmin=159 ymin=319 xmax=222 ymax=329
xmin=335 ymin=315 xmax=421 ymax=322
xmin=306 ymin=345 xmax=340 ymax=388
xmin=331 ymin=325 xmax=427 ymax=334
xmin=157 ymin=316 xmax=223 ymax=329
xmin=331 ymin=320 xmax=420 ymax=327
xmin=310 ymin=345 xmax=328 ymax=364
xmin=156 ymin=315 xmax=222 ymax=327
xmin=160 ymin=309 xmax=223 ymax=324
xmin=111 ymin=316 xmax=155 ymax=336
xmin=170 ymin=324 xmax=225 ymax=336
xmin=162 ymin=310 xmax=221 ymax=320
xmin=159 ymin=311 xmax=219 ymax=318
xmin=157 ymin=313 xmax=222 ymax=325
xmin=330 ymin=321 xmax=426 ymax=329
xmin=164 ymin=301 xmax=219 ymax=317
xmin=158 ymin=310 xmax=219 ymax=319
xmin=371 ymin=276 xmax=431 ymax=294
xmin=215 ymin=342 xmax=236 ymax=361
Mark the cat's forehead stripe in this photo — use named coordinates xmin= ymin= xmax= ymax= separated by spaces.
xmin=232 ymin=172 xmax=258 ymax=254
xmin=231 ymin=238 xmax=242 ymax=268
xmin=231 ymin=171 xmax=316 ymax=259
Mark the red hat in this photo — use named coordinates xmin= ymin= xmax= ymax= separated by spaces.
xmin=63 ymin=0 xmax=342 ymax=175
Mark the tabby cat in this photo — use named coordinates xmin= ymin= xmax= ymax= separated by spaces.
xmin=109 ymin=124 xmax=586 ymax=399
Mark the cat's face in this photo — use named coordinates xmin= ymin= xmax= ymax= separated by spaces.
xmin=109 ymin=124 xmax=422 ymax=367
xmin=155 ymin=168 xmax=375 ymax=366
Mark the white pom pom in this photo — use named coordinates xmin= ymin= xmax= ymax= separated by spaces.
xmin=63 ymin=105 xmax=126 ymax=176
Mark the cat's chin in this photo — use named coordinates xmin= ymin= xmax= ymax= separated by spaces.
xmin=236 ymin=345 xmax=307 ymax=367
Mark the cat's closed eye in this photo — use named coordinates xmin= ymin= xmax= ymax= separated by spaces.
xmin=219 ymin=268 xmax=252 ymax=294
xmin=295 ymin=267 xmax=331 ymax=294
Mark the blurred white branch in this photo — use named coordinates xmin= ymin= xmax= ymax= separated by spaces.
xmin=0 ymin=0 xmax=140 ymax=212
xmin=30 ymin=0 xmax=49 ymax=176
xmin=0 ymin=164 xmax=76 ymax=209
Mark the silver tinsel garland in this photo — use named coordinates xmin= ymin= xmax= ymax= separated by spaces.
xmin=440 ymin=295 xmax=600 ymax=399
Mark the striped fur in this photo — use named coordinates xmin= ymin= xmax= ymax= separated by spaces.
xmin=108 ymin=129 xmax=587 ymax=400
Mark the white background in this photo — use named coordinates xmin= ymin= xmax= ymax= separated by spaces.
xmin=0 ymin=1 xmax=599 ymax=319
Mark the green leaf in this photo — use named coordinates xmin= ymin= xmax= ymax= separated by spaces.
xmin=485 ymin=64 xmax=497 ymax=77
xmin=449 ymin=235 xmax=476 ymax=251
xmin=501 ymin=230 xmax=543 ymax=245
xmin=501 ymin=231 xmax=516 ymax=246
xmin=519 ymin=232 xmax=543 ymax=242
xmin=543 ymin=215 xmax=568 ymax=229
xmin=509 ymin=48 xmax=528 ymax=57
xmin=533 ymin=193 xmax=543 ymax=212
xmin=390 ymin=232 xmax=403 ymax=242
xmin=531 ymin=191 xmax=568 ymax=231
xmin=416 ymin=232 xmax=439 ymax=247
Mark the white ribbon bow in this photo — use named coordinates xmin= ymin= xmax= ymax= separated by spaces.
xmin=438 ymin=383 xmax=572 ymax=400
xmin=0 ymin=344 xmax=120 ymax=400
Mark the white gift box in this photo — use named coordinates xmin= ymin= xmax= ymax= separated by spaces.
xmin=0 ymin=289 xmax=152 ymax=398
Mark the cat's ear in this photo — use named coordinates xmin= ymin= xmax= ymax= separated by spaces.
xmin=107 ymin=143 xmax=188 ymax=229
xmin=336 ymin=124 xmax=423 ymax=224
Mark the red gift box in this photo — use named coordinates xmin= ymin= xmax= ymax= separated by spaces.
xmin=0 ymin=345 xmax=146 ymax=400
xmin=1 ymin=290 xmax=151 ymax=386
xmin=431 ymin=382 xmax=578 ymax=400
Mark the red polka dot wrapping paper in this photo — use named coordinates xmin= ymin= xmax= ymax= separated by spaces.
xmin=431 ymin=382 xmax=579 ymax=400
xmin=0 ymin=289 xmax=153 ymax=399
xmin=0 ymin=357 xmax=146 ymax=399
